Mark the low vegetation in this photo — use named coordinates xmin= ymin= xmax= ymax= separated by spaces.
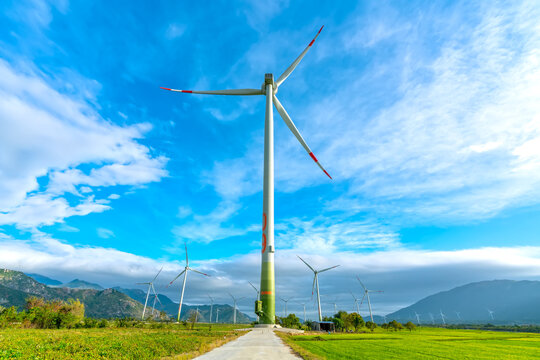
xmin=279 ymin=327 xmax=540 ymax=359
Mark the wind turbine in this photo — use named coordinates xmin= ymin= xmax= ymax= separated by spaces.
xmin=280 ymin=297 xmax=293 ymax=317
xmin=216 ymin=308 xmax=220 ymax=323
xmin=168 ymin=243 xmax=210 ymax=322
xmin=357 ymin=277 xmax=383 ymax=324
xmin=208 ymin=295 xmax=214 ymax=323
xmin=161 ymin=27 xmax=331 ymax=325
xmin=249 ymin=281 xmax=260 ymax=322
xmin=429 ymin=313 xmax=435 ymax=325
xmin=350 ymin=292 xmax=361 ymax=313
xmin=455 ymin=311 xmax=461 ymax=322
xmin=487 ymin=309 xmax=495 ymax=321
xmin=229 ymin=293 xmax=245 ymax=324
xmin=151 ymin=285 xmax=162 ymax=316
xmin=414 ymin=311 xmax=421 ymax=325
xmin=383 ymin=315 xmax=387 ymax=323
xmin=297 ymin=255 xmax=339 ymax=321
xmin=136 ymin=266 xmax=163 ymax=320
xmin=299 ymin=301 xmax=307 ymax=323
xmin=439 ymin=309 xmax=447 ymax=325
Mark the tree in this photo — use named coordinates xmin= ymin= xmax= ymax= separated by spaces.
xmin=405 ymin=321 xmax=416 ymax=332
xmin=389 ymin=320 xmax=403 ymax=331
xmin=332 ymin=317 xmax=345 ymax=332
xmin=347 ymin=313 xmax=364 ymax=332
xmin=187 ymin=310 xmax=198 ymax=330
xmin=365 ymin=321 xmax=377 ymax=332
xmin=281 ymin=313 xmax=302 ymax=329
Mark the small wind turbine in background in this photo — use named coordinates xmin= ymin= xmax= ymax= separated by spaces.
xmin=161 ymin=26 xmax=332 ymax=325
xmin=414 ymin=311 xmax=421 ymax=325
xmin=216 ymin=308 xmax=220 ymax=323
xmin=350 ymin=292 xmax=361 ymax=313
xmin=455 ymin=311 xmax=461 ymax=322
xmin=429 ymin=313 xmax=435 ymax=325
xmin=487 ymin=308 xmax=495 ymax=321
xmin=440 ymin=309 xmax=447 ymax=325
xmin=136 ymin=266 xmax=163 ymax=320
xmin=280 ymin=297 xmax=293 ymax=317
xmin=297 ymin=255 xmax=340 ymax=322
xmin=229 ymin=293 xmax=245 ymax=324
xmin=207 ymin=295 xmax=214 ymax=323
xmin=249 ymin=281 xmax=260 ymax=322
xmin=151 ymin=288 xmax=162 ymax=316
xmin=168 ymin=243 xmax=210 ymax=321
xmin=383 ymin=315 xmax=387 ymax=323
xmin=299 ymin=301 xmax=307 ymax=323
xmin=357 ymin=277 xmax=383 ymax=324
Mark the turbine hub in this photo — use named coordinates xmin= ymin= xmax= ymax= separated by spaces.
xmin=262 ymin=73 xmax=277 ymax=94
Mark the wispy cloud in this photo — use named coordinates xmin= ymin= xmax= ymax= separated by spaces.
xmin=96 ymin=228 xmax=115 ymax=239
xmin=0 ymin=60 xmax=168 ymax=229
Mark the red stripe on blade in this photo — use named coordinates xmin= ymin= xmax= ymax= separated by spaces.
xmin=318 ymin=26 xmax=324 ymax=34
xmin=309 ymin=39 xmax=315 ymax=47
xmin=181 ymin=90 xmax=193 ymax=93
xmin=323 ymin=169 xmax=332 ymax=179
xmin=309 ymin=152 xmax=318 ymax=162
xmin=160 ymin=87 xmax=172 ymax=91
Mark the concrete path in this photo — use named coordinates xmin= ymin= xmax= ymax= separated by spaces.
xmin=194 ymin=328 xmax=301 ymax=359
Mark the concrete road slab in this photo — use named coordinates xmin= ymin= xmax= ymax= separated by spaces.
xmin=194 ymin=328 xmax=301 ymax=360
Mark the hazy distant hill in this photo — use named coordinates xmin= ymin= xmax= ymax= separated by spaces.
xmin=386 ymin=280 xmax=540 ymax=325
xmin=25 ymin=273 xmax=62 ymax=286
xmin=0 ymin=269 xmax=143 ymax=318
xmin=113 ymin=287 xmax=254 ymax=323
xmin=55 ymin=279 xmax=104 ymax=290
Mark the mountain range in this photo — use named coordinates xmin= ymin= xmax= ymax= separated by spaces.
xmin=1 ymin=269 xmax=253 ymax=322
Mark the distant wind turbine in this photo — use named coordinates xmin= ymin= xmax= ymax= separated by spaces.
xmin=357 ymin=277 xmax=383 ymax=323
xmin=414 ymin=311 xmax=421 ymax=325
xmin=280 ymin=297 xmax=293 ymax=317
xmin=249 ymin=281 xmax=260 ymax=322
xmin=216 ymin=308 xmax=220 ymax=323
xmin=208 ymin=295 xmax=214 ymax=323
xmin=440 ymin=309 xmax=447 ymax=325
xmin=150 ymin=286 xmax=162 ymax=316
xmin=429 ymin=313 xmax=435 ymax=325
xmin=168 ymin=243 xmax=210 ymax=321
xmin=455 ymin=311 xmax=461 ymax=321
xmin=350 ymin=292 xmax=361 ymax=313
xmin=229 ymin=293 xmax=245 ymax=324
xmin=297 ymin=255 xmax=339 ymax=321
xmin=487 ymin=308 xmax=495 ymax=321
xmin=299 ymin=301 xmax=307 ymax=323
xmin=136 ymin=266 xmax=163 ymax=320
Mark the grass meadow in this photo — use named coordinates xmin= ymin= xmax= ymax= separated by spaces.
xmin=278 ymin=327 xmax=540 ymax=360
xmin=0 ymin=323 xmax=250 ymax=360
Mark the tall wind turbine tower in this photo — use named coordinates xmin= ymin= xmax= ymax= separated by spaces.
xmin=350 ymin=292 xmax=360 ymax=313
xmin=280 ymin=297 xmax=293 ymax=317
xmin=297 ymin=255 xmax=339 ymax=322
xmin=440 ymin=309 xmax=447 ymax=325
xmin=168 ymin=243 xmax=210 ymax=321
xmin=229 ymin=293 xmax=245 ymax=324
xmin=136 ymin=267 xmax=163 ymax=320
xmin=208 ymin=295 xmax=214 ymax=323
xmin=161 ymin=27 xmax=331 ymax=324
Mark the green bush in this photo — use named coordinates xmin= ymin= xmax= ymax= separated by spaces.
xmin=25 ymin=297 xmax=84 ymax=329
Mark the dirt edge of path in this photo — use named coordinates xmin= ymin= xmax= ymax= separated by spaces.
xmin=274 ymin=331 xmax=324 ymax=360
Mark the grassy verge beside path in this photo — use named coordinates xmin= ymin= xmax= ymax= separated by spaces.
xmin=278 ymin=327 xmax=540 ymax=360
xmin=0 ymin=324 xmax=250 ymax=360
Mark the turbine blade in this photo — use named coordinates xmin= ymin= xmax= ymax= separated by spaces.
xmin=274 ymin=96 xmax=332 ymax=179
xmin=136 ymin=282 xmax=150 ymax=285
xmin=167 ymin=269 xmax=186 ymax=287
xmin=360 ymin=293 xmax=366 ymax=306
xmin=152 ymin=266 xmax=163 ymax=282
xmin=275 ymin=26 xmax=324 ymax=87
xmin=189 ymin=268 xmax=209 ymax=277
xmin=297 ymin=255 xmax=316 ymax=273
xmin=160 ymin=87 xmax=263 ymax=96
xmin=319 ymin=265 xmax=340 ymax=273
xmin=356 ymin=276 xmax=367 ymax=291
xmin=311 ymin=275 xmax=316 ymax=300
xmin=248 ymin=281 xmax=259 ymax=293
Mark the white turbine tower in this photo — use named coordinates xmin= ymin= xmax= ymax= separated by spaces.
xmin=429 ymin=313 xmax=435 ymax=325
xmin=216 ymin=308 xmax=220 ymax=323
xmin=414 ymin=311 xmax=421 ymax=325
xmin=249 ymin=281 xmax=260 ymax=322
xmin=350 ymin=292 xmax=361 ymax=313
xmin=280 ymin=297 xmax=293 ymax=317
xmin=168 ymin=243 xmax=210 ymax=322
xmin=136 ymin=267 xmax=163 ymax=320
xmin=487 ymin=309 xmax=495 ymax=321
xmin=229 ymin=293 xmax=245 ymax=324
xmin=208 ymin=295 xmax=214 ymax=323
xmin=299 ymin=301 xmax=307 ymax=323
xmin=357 ymin=277 xmax=383 ymax=324
xmin=455 ymin=311 xmax=461 ymax=322
xmin=440 ymin=309 xmax=447 ymax=325
xmin=161 ymin=27 xmax=331 ymax=325
xmin=297 ymin=255 xmax=339 ymax=322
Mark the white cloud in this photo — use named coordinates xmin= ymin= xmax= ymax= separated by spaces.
xmin=96 ymin=228 xmax=115 ymax=239
xmin=0 ymin=60 xmax=168 ymax=229
xmin=1 ymin=234 xmax=540 ymax=315
xmin=165 ymin=23 xmax=186 ymax=40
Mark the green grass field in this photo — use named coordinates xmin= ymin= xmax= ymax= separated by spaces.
xmin=0 ymin=323 xmax=250 ymax=360
xmin=279 ymin=327 xmax=540 ymax=360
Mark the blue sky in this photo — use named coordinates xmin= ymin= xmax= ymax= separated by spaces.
xmin=1 ymin=0 xmax=540 ymax=317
